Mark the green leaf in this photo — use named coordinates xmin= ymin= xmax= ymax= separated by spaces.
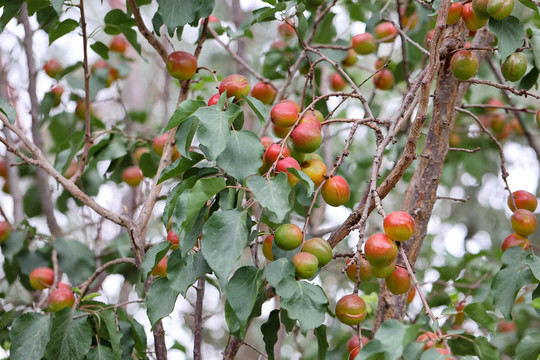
xmin=243 ymin=95 xmax=267 ymax=124
xmin=10 ymin=313 xmax=50 ymax=360
xmin=314 ymin=325 xmax=329 ymax=360
xmin=354 ymin=339 xmax=386 ymax=360
xmin=264 ymin=258 xmax=295 ymax=288
xmin=492 ymin=267 xmax=523 ymax=319
xmin=489 ymin=17 xmax=525 ymax=61
xmin=157 ymin=0 xmax=214 ymax=34
xmin=247 ymin=173 xmax=292 ymax=223
xmin=146 ymin=277 xmax=180 ymax=327
xmin=313 ymin=12 xmax=336 ymax=44
xmin=46 ymin=309 xmax=93 ymax=360
xmin=226 ymin=266 xmax=264 ymax=327
xmin=463 ymin=303 xmax=495 ymax=333
xmin=518 ymin=67 xmax=539 ymax=91
xmin=194 ymin=104 xmax=243 ymax=160
xmin=288 ymin=167 xmax=315 ymax=194
xmin=473 ymin=336 xmax=500 ymax=360
xmin=90 ymin=41 xmax=109 ymax=60
xmin=141 ymin=241 xmax=171 ymax=282
xmin=51 ymin=0 xmax=63 ymax=14
xmin=0 ymin=0 xmax=23 ymax=31
xmin=419 ymin=348 xmax=449 ymax=360
xmin=175 ymin=117 xmax=199 ymax=159
xmin=1 ymin=231 xmax=25 ymax=262
xmin=86 ymin=345 xmax=117 ymax=360
xmin=0 ymin=96 xmax=16 ymax=124
xmin=373 ymin=320 xmax=422 ymax=360
xmin=201 ymin=210 xmax=249 ymax=281
xmin=49 ymin=19 xmax=79 ymax=44
xmin=217 ymin=130 xmax=264 ymax=183
xmin=252 ymin=3 xmax=286 ymax=23
xmin=525 ymin=253 xmax=540 ymax=280
xmin=261 ymin=310 xmax=280 ymax=360
xmin=162 ymin=177 xmax=197 ymax=227
xmin=518 ymin=0 xmax=539 ymax=13
xmin=53 ymin=238 xmax=96 ymax=285
xmin=139 ymin=151 xmax=160 ymax=178
xmin=168 ymin=251 xmax=211 ymax=296
xmin=531 ymin=29 xmax=540 ymax=69
xmin=165 ymin=100 xmax=206 ymax=131
xmin=276 ymin=278 xmax=328 ymax=332
xmin=515 ymin=331 xmax=540 ymax=360
xmin=441 ymin=307 xmax=458 ymax=316
xmin=95 ymin=310 xmax=122 ymax=358
xmin=157 ymin=151 xmax=204 ymax=183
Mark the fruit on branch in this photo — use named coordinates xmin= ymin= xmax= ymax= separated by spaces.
xmin=507 ymin=190 xmax=538 ymax=212
xmin=262 ymin=235 xmax=274 ymax=261
xmin=510 ymin=209 xmax=537 ymax=236
xmin=271 ymin=40 xmax=288 ymax=50
xmin=346 ymin=257 xmax=373 ymax=283
xmin=166 ymin=51 xmax=197 ymax=80
xmin=271 ymin=101 xmax=299 ymax=128
xmin=167 ymin=229 xmax=179 ymax=249
xmin=292 ymin=123 xmax=322 ymax=153
xmin=374 ymin=22 xmax=398 ymax=43
xmin=385 ymin=266 xmax=411 ymax=295
xmin=497 ymin=320 xmax=517 ymax=332
xmin=471 ymin=0 xmax=491 ymax=18
xmin=122 ymin=166 xmax=144 ymax=187
xmin=436 ymin=348 xmax=454 ymax=359
xmin=109 ymin=35 xmax=128 ymax=53
xmin=330 ymin=73 xmax=347 ymax=91
xmin=208 ymin=94 xmax=220 ymax=106
xmin=260 ymin=136 xmax=274 ymax=150
xmin=371 ymin=261 xmax=396 ymax=278
xmin=152 ymin=134 xmax=169 ymax=155
xmin=450 ymin=50 xmax=478 ymax=81
xmin=383 ymin=211 xmax=415 ymax=241
xmin=352 ymin=33 xmax=377 ymax=55
xmin=347 ymin=336 xmax=369 ymax=360
xmin=305 ymin=109 xmax=324 ymax=123
xmin=489 ymin=113 xmax=507 ymax=133
xmin=374 ymin=57 xmax=396 ymax=71
xmin=501 ymin=233 xmax=530 ymax=252
xmin=264 ymin=144 xmax=291 ymax=165
xmin=48 ymin=288 xmax=75 ymax=312
xmin=501 ymin=52 xmax=527 ymax=82
xmin=486 ymin=97 xmax=505 ymax=111
xmin=425 ymin=30 xmax=435 ymax=48
xmin=300 ymin=158 xmax=327 ymax=186
xmin=0 ymin=221 xmax=9 ymax=244
xmin=292 ymin=252 xmax=319 ymax=278
xmin=407 ymin=284 xmax=416 ymax=304
xmin=44 ymin=59 xmax=63 ymax=78
xmin=416 ymin=331 xmax=438 ymax=350
xmin=462 ymin=3 xmax=488 ymax=30
xmin=50 ymin=85 xmax=64 ymax=107
xmin=29 ymin=267 xmax=54 ymax=290
xmin=219 ymin=74 xmax=251 ymax=100
xmin=274 ymin=223 xmax=303 ymax=250
xmin=487 ymin=0 xmax=514 ymax=20
xmin=276 ymin=157 xmax=301 ymax=186
xmin=278 ymin=23 xmax=296 ymax=41
xmin=364 ymin=233 xmax=398 ymax=266
xmin=400 ymin=9 xmax=419 ymax=30
xmin=0 ymin=159 xmax=6 ymax=178
xmin=75 ymin=100 xmax=91 ymax=120
xmin=152 ymin=257 xmax=168 ymax=277
xmin=251 ymin=82 xmax=277 ymax=104
xmin=302 ymin=237 xmax=333 ymax=267
xmin=342 ymin=49 xmax=358 ymax=67
xmin=447 ymin=2 xmax=463 ymax=25
xmin=299 ymin=114 xmax=322 ymax=130
xmin=273 ymin=125 xmax=292 ymax=139
xmin=58 ymin=282 xmax=72 ymax=290
xmin=373 ymin=69 xmax=395 ymax=90
xmin=335 ymin=294 xmax=367 ymax=325
xmin=321 ymin=176 xmax=350 ymax=207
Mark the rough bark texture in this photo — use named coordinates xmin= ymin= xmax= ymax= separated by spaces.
xmin=374 ymin=26 xmax=495 ymax=328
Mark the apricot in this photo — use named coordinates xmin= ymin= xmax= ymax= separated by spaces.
xmin=292 ymin=252 xmax=319 ymax=278
xmin=501 ymin=52 xmax=527 ymax=82
xmin=251 ymin=82 xmax=277 ymax=104
xmin=291 ymin=123 xmax=322 ymax=153
xmin=364 ymin=233 xmax=398 ymax=266
xmin=335 ymin=294 xmax=367 ymax=325
xmin=501 ymin=233 xmax=530 ymax=252
xmin=346 ymin=257 xmax=373 ymax=283
xmin=30 ymin=267 xmax=54 ymax=290
xmin=383 ymin=211 xmax=415 ymax=241
xmin=271 ymin=101 xmax=299 ymax=128
xmin=300 ymin=158 xmax=327 ymax=187
xmin=302 ymin=237 xmax=332 ymax=267
xmin=352 ymin=33 xmax=377 ymax=55
xmin=276 ymin=157 xmax=301 ymax=186
xmin=510 ymin=209 xmax=537 ymax=236
xmin=507 ymin=190 xmax=537 ymax=212
xmin=450 ymin=50 xmax=478 ymax=81
xmin=274 ymin=223 xmax=303 ymax=250
xmin=321 ymin=176 xmax=350 ymax=207
xmin=385 ymin=266 xmax=411 ymax=295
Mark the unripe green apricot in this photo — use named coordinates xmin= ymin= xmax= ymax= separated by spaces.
xmin=501 ymin=52 xmax=527 ymax=82
xmin=302 ymin=237 xmax=333 ymax=267
xmin=471 ymin=0 xmax=491 ymax=19
xmin=292 ymin=252 xmax=319 ymax=278
xmin=274 ymin=223 xmax=303 ymax=250
xmin=487 ymin=0 xmax=514 ymax=20
xmin=371 ymin=262 xmax=396 ymax=278
xmin=450 ymin=50 xmax=478 ymax=81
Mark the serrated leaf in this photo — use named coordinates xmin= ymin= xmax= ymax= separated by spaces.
xmin=225 ymin=266 xmax=264 ymax=327
xmin=164 ymin=100 xmax=206 ymax=131
xmin=96 ymin=310 xmax=123 ymax=358
xmin=201 ymin=210 xmax=248 ymax=281
xmin=54 ymin=238 xmax=96 ymax=285
xmin=157 ymin=151 xmax=204 ymax=183
xmin=175 ymin=116 xmax=199 ymax=159
xmin=243 ymin=95 xmax=267 ymax=124
xmin=464 ymin=303 xmax=495 ymax=333
xmin=489 ymin=17 xmax=525 ymax=61
xmin=10 ymin=313 xmax=50 ymax=360
xmin=168 ymin=251 xmax=211 ymax=296
xmin=264 ymin=258 xmax=295 ymax=288
xmin=515 ymin=331 xmax=540 ymax=360
xmin=474 ymin=336 xmax=500 ymax=360
xmin=194 ymin=105 xmax=242 ymax=160
xmin=217 ymin=130 xmax=264 ymax=183
xmin=261 ymin=310 xmax=280 ymax=360
xmin=276 ymin=278 xmax=328 ymax=332
xmin=314 ymin=325 xmax=329 ymax=360
xmin=141 ymin=242 xmax=171 ymax=282
xmin=86 ymin=345 xmax=117 ymax=360
xmin=531 ymin=29 xmax=540 ymax=69
xmin=373 ymin=320 xmax=422 ymax=360
xmin=49 ymin=19 xmax=79 ymax=45
xmin=0 ymin=96 xmax=16 ymax=124
xmin=146 ymin=277 xmax=180 ymax=327
xmin=157 ymin=0 xmax=213 ymax=35
xmin=247 ymin=173 xmax=292 ymax=223
xmin=46 ymin=309 xmax=93 ymax=360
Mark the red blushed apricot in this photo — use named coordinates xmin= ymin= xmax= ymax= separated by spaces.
xmin=48 ymin=288 xmax=75 ymax=312
xmin=364 ymin=233 xmax=398 ymax=267
xmin=472 ymin=0 xmax=491 ymax=18
xmin=510 ymin=209 xmax=537 ymax=236
xmin=373 ymin=69 xmax=394 ymax=90
xmin=122 ymin=166 xmax=144 ymax=187
xmin=0 ymin=159 xmax=6 ymax=178
xmin=299 ymin=114 xmax=321 ymax=130
xmin=462 ymin=3 xmax=488 ymax=31
xmin=416 ymin=332 xmax=438 ymax=350
xmin=370 ymin=261 xmax=396 ymax=278
xmin=508 ymin=190 xmax=538 ymax=212
xmin=407 ymin=283 xmax=416 ymax=304
xmin=166 ymin=51 xmax=197 ymax=80
xmin=278 ymin=23 xmax=295 ymax=41
xmin=292 ymin=123 xmax=322 ymax=153
xmin=278 ymin=99 xmax=301 ymax=111
xmin=152 ymin=257 xmax=168 ymax=277
xmin=342 ymin=49 xmax=358 ymax=67
xmin=251 ymin=82 xmax=277 ymax=104
xmin=450 ymin=50 xmax=478 ymax=81
xmin=335 ymin=294 xmax=367 ymax=325
xmin=292 ymin=252 xmax=319 ymax=279
xmin=0 ymin=221 xmax=10 ymax=244
xmin=264 ymin=144 xmax=290 ymax=165
xmin=110 ymin=35 xmax=128 ymax=53
xmin=276 ymin=157 xmax=301 ymax=186
xmin=300 ymin=158 xmax=327 ymax=187
xmin=274 ymin=223 xmax=303 ymax=250
xmin=260 ymin=136 xmax=274 ymax=150
xmin=302 ymin=237 xmax=332 ymax=267
xmin=330 ymin=73 xmax=347 ymax=91
xmin=29 ymin=267 xmax=54 ymax=290
xmin=352 ymin=33 xmax=377 ymax=55
xmin=385 ymin=266 xmax=411 ymax=295
xmin=262 ymin=235 xmax=274 ymax=261
xmin=321 ymin=176 xmax=350 ymax=207
xmin=152 ymin=133 xmax=168 ymax=155
xmin=383 ymin=211 xmax=415 ymax=241
xmin=346 ymin=257 xmax=373 ymax=283
xmin=447 ymin=2 xmax=463 ymax=25
xmin=272 ymin=125 xmax=292 ymax=139
xmin=271 ymin=101 xmax=299 ymax=128
xmin=347 ymin=336 xmax=369 ymax=360
xmin=44 ymin=59 xmax=63 ymax=78
xmin=207 ymin=93 xmax=220 ymax=106
xmin=501 ymin=233 xmax=530 ymax=252
xmin=167 ymin=229 xmax=179 ymax=249
xmin=374 ymin=22 xmax=398 ymax=43
xmin=304 ymin=109 xmax=324 ymax=123
xmin=219 ymin=74 xmax=251 ymax=100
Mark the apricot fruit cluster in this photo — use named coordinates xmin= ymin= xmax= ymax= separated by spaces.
xmin=502 ymin=190 xmax=538 ymax=252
